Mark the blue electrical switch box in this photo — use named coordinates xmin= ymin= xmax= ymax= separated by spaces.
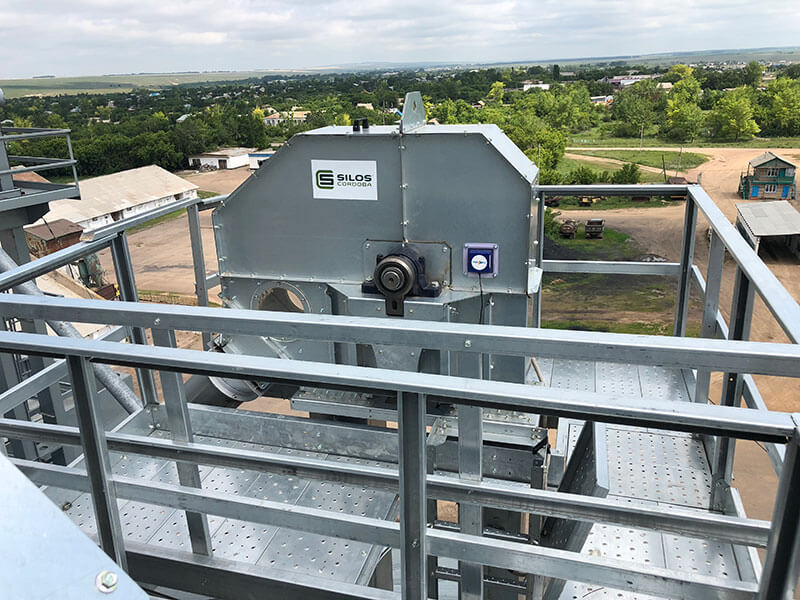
xmin=463 ymin=243 xmax=498 ymax=277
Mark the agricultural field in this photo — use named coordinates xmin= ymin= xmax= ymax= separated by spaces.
xmin=0 ymin=70 xmax=297 ymax=98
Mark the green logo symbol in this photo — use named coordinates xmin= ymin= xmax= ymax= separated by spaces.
xmin=315 ymin=169 xmax=334 ymax=189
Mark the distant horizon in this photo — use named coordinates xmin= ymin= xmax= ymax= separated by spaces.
xmin=3 ymin=1 xmax=800 ymax=79
xmin=4 ymin=44 xmax=800 ymax=82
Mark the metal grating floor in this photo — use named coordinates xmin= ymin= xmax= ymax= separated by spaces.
xmin=541 ymin=359 xmax=751 ymax=600
xmin=42 ymin=359 xmax=753 ymax=598
xmin=45 ymin=430 xmax=398 ymax=588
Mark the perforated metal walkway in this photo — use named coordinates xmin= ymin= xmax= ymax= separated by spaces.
xmin=542 ymin=359 xmax=754 ymax=599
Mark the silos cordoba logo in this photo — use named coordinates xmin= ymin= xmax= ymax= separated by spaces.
xmin=311 ymin=160 xmax=378 ymax=200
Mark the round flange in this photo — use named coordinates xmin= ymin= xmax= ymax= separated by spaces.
xmin=374 ymin=255 xmax=415 ymax=298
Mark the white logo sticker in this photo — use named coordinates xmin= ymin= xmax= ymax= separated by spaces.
xmin=311 ymin=160 xmax=378 ymax=200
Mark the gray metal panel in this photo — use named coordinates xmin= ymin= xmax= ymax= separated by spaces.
xmin=213 ymin=132 xmax=402 ymax=283
xmin=402 ymin=130 xmax=533 ymax=293
xmin=0 ymin=453 xmax=147 ymax=599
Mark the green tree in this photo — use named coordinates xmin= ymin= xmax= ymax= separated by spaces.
xmin=663 ymin=98 xmax=704 ymax=141
xmin=743 ymin=61 xmax=763 ymax=87
xmin=611 ymin=80 xmax=666 ymax=137
xmin=664 ymin=64 xmax=695 ymax=83
xmin=707 ymin=89 xmax=760 ymax=140
xmin=761 ymin=78 xmax=800 ymax=135
xmin=552 ymin=64 xmax=560 ymax=81
xmin=610 ymin=162 xmax=641 ymax=184
xmin=487 ymin=81 xmax=505 ymax=103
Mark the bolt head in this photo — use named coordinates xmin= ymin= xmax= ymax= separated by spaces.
xmin=464 ymin=340 xmax=472 ymax=348
xmin=96 ymin=571 xmax=118 ymax=593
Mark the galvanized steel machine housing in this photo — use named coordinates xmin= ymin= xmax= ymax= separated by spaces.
xmin=212 ymin=93 xmax=539 ymax=393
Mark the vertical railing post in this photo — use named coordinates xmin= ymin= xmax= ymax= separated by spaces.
xmin=674 ymin=196 xmax=698 ymax=337
xmin=695 ymin=230 xmax=726 ymax=404
xmin=187 ymin=204 xmax=211 ymax=349
xmin=151 ymin=327 xmax=212 ymax=556
xmin=711 ymin=266 xmax=754 ymax=512
xmin=458 ymin=404 xmax=484 ymax=599
xmin=758 ymin=417 xmax=800 ymax=599
xmin=398 ymin=391 xmax=427 ymax=600
xmin=67 ymin=355 xmax=127 ymax=569
xmin=110 ymin=232 xmax=158 ymax=406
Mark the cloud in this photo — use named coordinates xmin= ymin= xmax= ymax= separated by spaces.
xmin=1 ymin=0 xmax=799 ymax=77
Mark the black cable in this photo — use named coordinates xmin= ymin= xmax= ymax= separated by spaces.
xmin=478 ymin=272 xmax=484 ymax=325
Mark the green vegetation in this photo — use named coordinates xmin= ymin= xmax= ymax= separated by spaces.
xmin=541 ymin=319 xmax=701 ymax=337
xmin=127 ymin=208 xmax=187 ymax=234
xmin=3 ymin=59 xmax=800 ymax=182
xmin=569 ymin=149 xmax=709 ymax=171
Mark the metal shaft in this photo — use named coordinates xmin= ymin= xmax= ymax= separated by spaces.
xmin=0 ymin=247 xmax=141 ymax=413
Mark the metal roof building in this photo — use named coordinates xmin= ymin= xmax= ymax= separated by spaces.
xmin=39 ymin=165 xmax=198 ymax=233
xmin=736 ymin=200 xmax=800 ymax=258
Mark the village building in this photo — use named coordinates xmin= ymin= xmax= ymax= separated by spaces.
xmin=37 ymin=165 xmax=198 ymax=233
xmin=188 ymin=147 xmax=253 ymax=170
xmin=738 ymin=152 xmax=796 ymax=200
xmin=736 ymin=200 xmax=800 ymax=260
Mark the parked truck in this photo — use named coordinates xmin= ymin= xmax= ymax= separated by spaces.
xmin=585 ymin=218 xmax=605 ymax=239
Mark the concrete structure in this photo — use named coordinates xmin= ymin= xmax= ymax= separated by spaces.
xmin=736 ymin=200 xmax=800 ymax=258
xmin=739 ymin=151 xmax=796 ymax=200
xmin=248 ymin=150 xmax=275 ymax=170
xmin=39 ymin=165 xmax=198 ymax=233
xmin=188 ymin=147 xmax=253 ymax=170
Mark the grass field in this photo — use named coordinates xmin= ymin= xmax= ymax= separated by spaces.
xmin=568 ymin=128 xmax=800 ymax=149
xmin=556 ymin=156 xmax=666 ymax=183
xmin=570 ymin=149 xmax=709 ymax=171
xmin=0 ymin=71 xmax=301 ymax=98
xmin=553 ymin=196 xmax=674 ymax=210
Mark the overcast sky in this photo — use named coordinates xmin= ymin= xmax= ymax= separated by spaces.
xmin=3 ymin=0 xmax=800 ymax=78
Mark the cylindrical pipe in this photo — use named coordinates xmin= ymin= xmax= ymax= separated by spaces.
xmin=0 ymin=248 xmax=142 ymax=413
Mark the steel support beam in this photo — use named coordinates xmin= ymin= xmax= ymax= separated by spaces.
xmin=110 ymin=232 xmax=158 ymax=406
xmin=758 ymin=418 xmax=800 ymax=600
xmin=712 ymin=267 xmax=755 ymax=511
xmin=186 ymin=205 xmax=211 ymax=348
xmin=398 ymin=391 xmax=427 ymax=600
xmin=66 ymin=355 xmax=127 ymax=568
xmin=151 ymin=328 xmax=212 ymax=556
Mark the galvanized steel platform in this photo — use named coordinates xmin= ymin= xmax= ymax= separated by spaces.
xmin=44 ymin=360 xmax=755 ymax=598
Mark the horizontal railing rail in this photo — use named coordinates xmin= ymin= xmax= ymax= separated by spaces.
xmin=0 ymin=295 xmax=798 ymax=379
xmin=0 ymin=329 xmax=794 ymax=443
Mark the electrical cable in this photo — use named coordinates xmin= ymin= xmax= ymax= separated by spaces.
xmin=478 ymin=272 xmax=484 ymax=325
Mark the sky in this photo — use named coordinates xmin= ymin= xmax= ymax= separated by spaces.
xmin=2 ymin=0 xmax=800 ymax=78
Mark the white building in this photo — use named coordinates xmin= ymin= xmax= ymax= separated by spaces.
xmin=248 ymin=150 xmax=275 ymax=170
xmin=523 ymin=81 xmax=551 ymax=91
xmin=38 ymin=165 xmax=198 ymax=233
xmin=188 ymin=147 xmax=254 ymax=170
